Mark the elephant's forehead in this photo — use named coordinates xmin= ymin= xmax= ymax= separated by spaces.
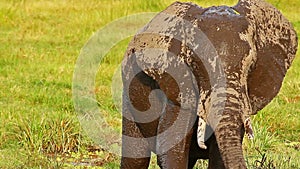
xmin=196 ymin=12 xmax=250 ymax=70
xmin=127 ymin=2 xmax=251 ymax=71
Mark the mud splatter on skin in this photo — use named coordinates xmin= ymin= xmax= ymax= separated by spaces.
xmin=121 ymin=0 xmax=297 ymax=168
xmin=235 ymin=0 xmax=298 ymax=113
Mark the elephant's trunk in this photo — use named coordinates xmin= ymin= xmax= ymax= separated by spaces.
xmin=214 ymin=107 xmax=246 ymax=168
xmin=206 ymin=83 xmax=251 ymax=169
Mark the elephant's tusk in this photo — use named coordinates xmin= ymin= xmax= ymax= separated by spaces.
xmin=244 ymin=117 xmax=254 ymax=140
xmin=197 ymin=115 xmax=255 ymax=150
xmin=197 ymin=117 xmax=208 ymax=149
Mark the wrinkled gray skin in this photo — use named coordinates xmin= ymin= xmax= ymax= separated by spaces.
xmin=121 ymin=0 xmax=298 ymax=168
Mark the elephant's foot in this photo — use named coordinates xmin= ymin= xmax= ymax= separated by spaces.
xmin=121 ymin=157 xmax=150 ymax=169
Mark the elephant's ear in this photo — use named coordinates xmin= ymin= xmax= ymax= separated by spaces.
xmin=234 ymin=0 xmax=298 ymax=113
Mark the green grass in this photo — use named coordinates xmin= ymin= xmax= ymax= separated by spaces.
xmin=0 ymin=0 xmax=299 ymax=168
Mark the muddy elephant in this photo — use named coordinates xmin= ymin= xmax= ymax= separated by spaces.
xmin=121 ymin=0 xmax=298 ymax=168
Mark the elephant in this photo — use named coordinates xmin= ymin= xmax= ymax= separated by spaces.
xmin=120 ymin=0 xmax=298 ymax=168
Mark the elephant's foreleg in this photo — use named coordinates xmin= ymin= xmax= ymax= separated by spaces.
xmin=156 ymin=103 xmax=195 ymax=169
xmin=121 ymin=157 xmax=150 ymax=169
xmin=157 ymin=141 xmax=190 ymax=169
xmin=121 ymin=71 xmax=161 ymax=168
xmin=121 ymin=116 xmax=151 ymax=169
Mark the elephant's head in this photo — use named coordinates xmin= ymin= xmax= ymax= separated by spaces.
xmin=192 ymin=0 xmax=298 ymax=167
xmin=122 ymin=0 xmax=297 ymax=168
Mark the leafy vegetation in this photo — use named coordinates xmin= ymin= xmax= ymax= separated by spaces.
xmin=0 ymin=0 xmax=299 ymax=168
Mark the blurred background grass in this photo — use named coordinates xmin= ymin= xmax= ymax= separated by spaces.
xmin=0 ymin=0 xmax=299 ymax=168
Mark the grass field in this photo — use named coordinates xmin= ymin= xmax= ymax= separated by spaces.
xmin=0 ymin=0 xmax=299 ymax=168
